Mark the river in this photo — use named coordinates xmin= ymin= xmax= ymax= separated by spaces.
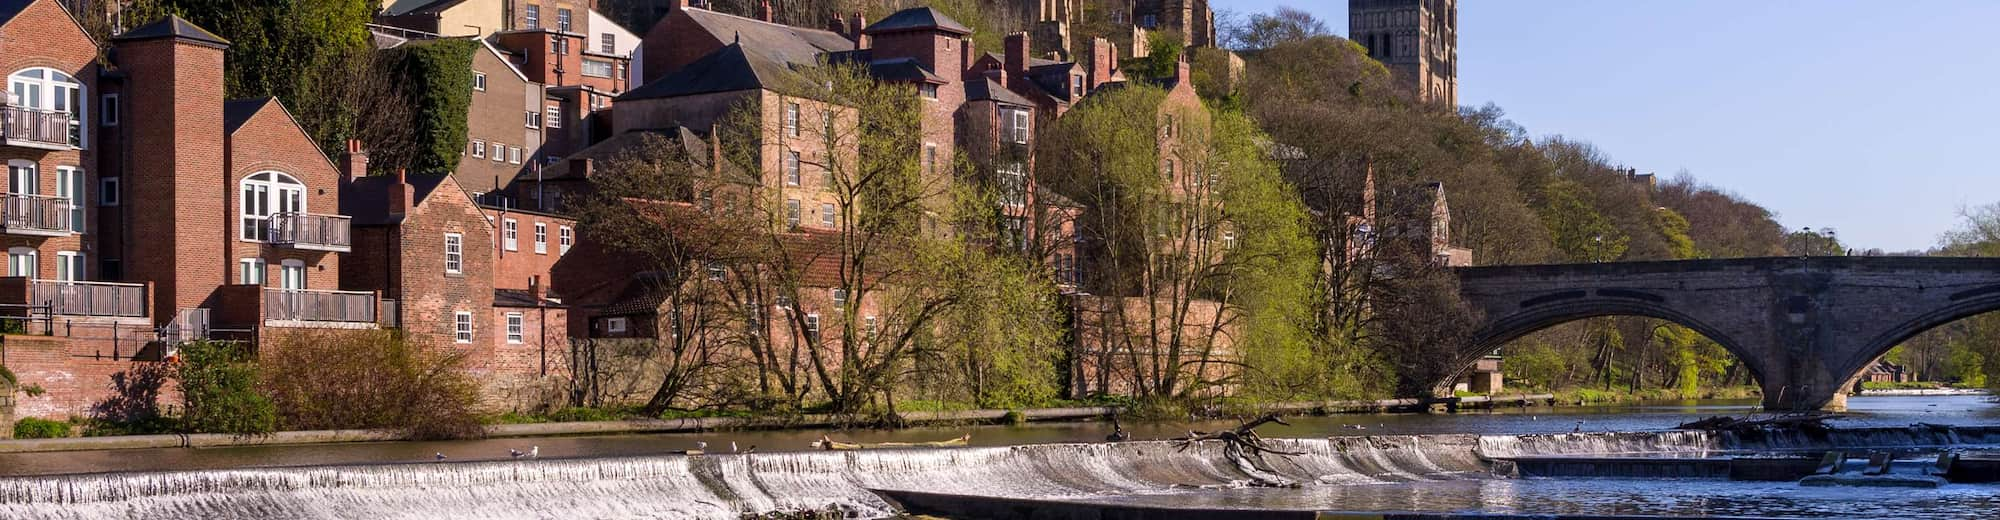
xmin=0 ymin=394 xmax=1993 ymax=518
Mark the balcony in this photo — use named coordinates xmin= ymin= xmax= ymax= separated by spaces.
xmin=264 ymin=288 xmax=376 ymax=324
xmin=1 ymin=193 xmax=72 ymax=237
xmin=30 ymin=280 xmax=148 ymax=317
xmin=268 ymin=212 xmax=353 ymax=252
xmin=1 ymin=105 xmax=80 ymax=150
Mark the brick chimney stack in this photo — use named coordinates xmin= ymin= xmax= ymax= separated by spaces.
xmin=758 ymin=0 xmax=773 ymax=22
xmin=1004 ymin=32 xmax=1030 ymax=90
xmin=340 ymin=139 xmax=369 ymax=183
xmin=961 ymin=38 xmax=976 ymax=79
xmin=846 ymin=12 xmax=868 ymax=47
xmin=1088 ymin=37 xmax=1115 ymax=89
xmin=389 ymin=169 xmax=413 ymax=215
xmin=669 ymin=0 xmax=689 ymax=11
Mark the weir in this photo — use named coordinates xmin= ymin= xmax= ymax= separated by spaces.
xmin=1 ymin=426 xmax=1994 ymax=519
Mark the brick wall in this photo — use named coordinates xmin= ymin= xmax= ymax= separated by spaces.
xmin=223 ymin=101 xmax=344 ymax=291
xmin=396 ymin=178 xmax=496 ymax=350
xmin=475 ymin=304 xmax=569 ymax=411
xmin=484 ymin=208 xmax=574 ymax=290
xmin=115 ymin=35 xmax=229 ymax=323
xmin=1068 ymin=294 xmax=1239 ymax=397
xmin=1 ymin=0 xmax=103 ymax=284
xmin=459 ymin=44 xmax=541 ymax=195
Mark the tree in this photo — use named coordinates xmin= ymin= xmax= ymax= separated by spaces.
xmin=175 ymin=341 xmax=276 ymax=436
xmin=1227 ymin=6 xmax=1330 ymax=50
xmin=161 ymin=0 xmax=377 ymax=154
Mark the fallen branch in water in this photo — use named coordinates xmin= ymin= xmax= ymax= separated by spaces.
xmin=1675 ymin=412 xmax=1833 ymax=432
xmin=1175 ymin=413 xmax=1304 ymax=488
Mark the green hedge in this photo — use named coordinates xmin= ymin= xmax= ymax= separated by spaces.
xmin=381 ymin=38 xmax=476 ymax=176
xmin=12 ymin=418 xmax=70 ymax=439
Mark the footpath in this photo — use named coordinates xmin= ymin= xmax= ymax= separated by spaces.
xmin=0 ymin=394 xmax=1554 ymax=454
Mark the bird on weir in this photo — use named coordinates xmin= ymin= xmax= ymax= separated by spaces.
xmin=1105 ymin=414 xmax=1130 ymax=442
xmin=434 ymin=453 xmax=447 ymax=461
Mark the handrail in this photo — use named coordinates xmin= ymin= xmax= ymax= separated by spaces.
xmin=30 ymin=279 xmax=147 ymax=317
xmin=269 ymin=212 xmax=353 ymax=250
xmin=1 ymin=193 xmax=72 ymax=235
xmin=263 ymin=287 xmax=375 ymax=323
xmin=0 ymin=105 xmax=80 ymax=148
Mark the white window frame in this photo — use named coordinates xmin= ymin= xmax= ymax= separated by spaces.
xmin=444 ymin=233 xmax=464 ymax=273
xmin=54 ymin=251 xmax=82 ymax=281
xmin=804 ymin=313 xmax=821 ymax=341
xmin=454 ymin=311 xmax=474 ymax=343
xmin=1009 ymin=108 xmax=1030 ymax=144
xmin=785 ymin=199 xmax=801 ymax=228
xmin=831 ymin=288 xmax=849 ymax=310
xmin=99 ymin=176 xmax=119 ymax=206
xmin=490 ymin=142 xmax=505 ymax=162
xmin=473 ymin=72 xmax=487 ymax=91
xmin=279 ymin=259 xmax=307 ymax=290
xmin=239 ymin=171 xmax=305 ymax=242
xmin=524 ymin=4 xmax=540 ymax=29
xmin=55 ymin=166 xmax=83 ymax=232
xmin=546 ymin=106 xmax=562 ymax=128
xmin=8 ymin=67 xmax=86 ymax=146
xmin=605 ymin=316 xmax=628 ymax=334
xmin=785 ymin=102 xmax=800 ymax=136
xmin=239 ymin=258 xmax=265 ymax=285
xmin=509 ymin=146 xmax=522 ymax=164
xmin=784 ymin=151 xmax=801 ymax=185
xmin=506 ymin=312 xmax=525 ymax=344
xmin=556 ymin=8 xmax=572 ymax=32
xmin=582 ymin=59 xmax=613 ymax=78
xmin=7 ymin=247 xmax=35 ymax=278
xmin=7 ymin=160 xmax=35 ymax=196
xmin=558 ymin=226 xmax=573 ymax=255
xmin=819 ymin=202 xmax=835 ymax=228
xmin=101 ymin=93 xmax=118 ymax=126
xmin=471 ymin=139 xmax=486 ymax=158
xmin=526 ymin=111 xmax=541 ymax=129
xmin=533 ymin=222 xmax=547 ymax=254
xmin=601 ymin=33 xmax=615 ymax=54
xmin=502 ymin=219 xmax=519 ymax=251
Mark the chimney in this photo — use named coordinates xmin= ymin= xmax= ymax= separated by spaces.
xmin=847 ymin=12 xmax=868 ymax=46
xmin=530 ymin=275 xmax=547 ymax=301
xmin=1004 ymin=32 xmax=1030 ymax=89
xmin=568 ymin=157 xmax=594 ymax=180
xmin=758 ymin=0 xmax=773 ymax=22
xmin=961 ymin=38 xmax=976 ymax=80
xmin=340 ymin=139 xmax=369 ymax=183
xmin=389 ymin=169 xmax=414 ymax=215
xmin=1174 ymin=53 xmax=1190 ymax=84
xmin=1088 ymin=37 xmax=1114 ymax=89
xmin=709 ymin=122 xmax=722 ymax=177
xmin=826 ymin=17 xmax=846 ymax=37
xmin=669 ymin=0 xmax=688 ymax=11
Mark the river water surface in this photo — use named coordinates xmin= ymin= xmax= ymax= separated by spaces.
xmin=0 ymin=394 xmax=1993 ymax=518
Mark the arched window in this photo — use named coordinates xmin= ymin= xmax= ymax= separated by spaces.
xmin=7 ymin=67 xmax=85 ymax=144
xmin=7 ymin=247 xmax=36 ymax=278
xmin=240 ymin=171 xmax=305 ymax=241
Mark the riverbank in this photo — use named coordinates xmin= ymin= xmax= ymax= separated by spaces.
xmin=1858 ymin=388 xmax=1989 ymax=397
xmin=0 ymin=394 xmax=1555 ymax=454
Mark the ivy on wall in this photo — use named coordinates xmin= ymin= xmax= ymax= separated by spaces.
xmin=376 ymin=38 xmax=478 ymax=176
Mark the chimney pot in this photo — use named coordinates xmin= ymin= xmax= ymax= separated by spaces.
xmin=847 ymin=12 xmax=868 ymax=46
xmin=759 ymin=0 xmax=773 ymax=22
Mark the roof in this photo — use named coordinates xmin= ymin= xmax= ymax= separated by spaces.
xmin=0 ymin=0 xmax=31 ymax=27
xmin=113 ymin=15 xmax=229 ymax=47
xmin=529 ymin=127 xmax=725 ymax=182
xmin=619 ymin=43 xmax=795 ymax=101
xmin=680 ymin=8 xmax=853 ymax=67
xmin=863 ymin=7 xmax=972 ymax=36
xmin=597 ymin=272 xmax=673 ymax=316
xmin=341 ymin=174 xmax=453 ymax=226
xmin=494 ymin=288 xmax=563 ymax=308
xmin=222 ymin=97 xmax=276 ymax=134
xmin=391 ymin=0 xmax=467 ymax=16
xmin=964 ymin=78 xmax=1033 ymax=106
xmin=1036 ymin=185 xmax=1082 ymax=208
xmin=867 ymin=57 xmax=944 ymax=84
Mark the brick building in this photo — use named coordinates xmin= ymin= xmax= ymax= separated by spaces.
xmin=1349 ymin=0 xmax=1457 ymax=105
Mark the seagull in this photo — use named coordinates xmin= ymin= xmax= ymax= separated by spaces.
xmin=1342 ymin=424 xmax=1366 ymax=430
xmin=696 ymin=441 xmax=709 ymax=451
xmin=510 ymin=448 xmax=525 ymax=458
xmin=743 ymin=445 xmax=758 ymax=454
xmin=434 ymin=452 xmax=447 ymax=461
xmin=1572 ymin=420 xmax=1585 ymax=433
xmin=529 ymin=446 xmax=539 ymax=459
xmin=731 ymin=441 xmax=739 ymax=453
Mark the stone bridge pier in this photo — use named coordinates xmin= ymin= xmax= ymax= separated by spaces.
xmin=1450 ymin=257 xmax=2000 ymax=411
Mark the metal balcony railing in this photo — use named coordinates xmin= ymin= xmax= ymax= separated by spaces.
xmin=1 ymin=193 xmax=72 ymax=237
xmin=0 ymin=105 xmax=80 ymax=149
xmin=268 ymin=212 xmax=353 ymax=252
xmin=31 ymin=280 xmax=147 ymax=317
xmin=162 ymin=308 xmax=210 ymax=344
xmin=264 ymin=288 xmax=375 ymax=323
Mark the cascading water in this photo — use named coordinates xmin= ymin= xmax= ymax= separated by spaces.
xmin=1 ymin=426 xmax=1993 ymax=519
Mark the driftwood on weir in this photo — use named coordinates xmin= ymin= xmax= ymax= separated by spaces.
xmin=1174 ymin=413 xmax=1304 ymax=488
xmin=1674 ymin=413 xmax=1833 ymax=433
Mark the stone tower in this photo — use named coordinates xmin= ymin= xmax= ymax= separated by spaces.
xmin=1349 ymin=0 xmax=1457 ymax=105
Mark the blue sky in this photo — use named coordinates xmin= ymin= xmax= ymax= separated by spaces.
xmin=1215 ymin=1 xmax=2000 ymax=252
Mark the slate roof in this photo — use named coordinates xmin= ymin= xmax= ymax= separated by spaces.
xmin=863 ymin=7 xmax=972 ymax=36
xmin=0 ymin=0 xmax=31 ymax=27
xmin=341 ymin=174 xmax=452 ymax=226
xmin=596 ymin=272 xmax=673 ymax=316
xmin=393 ymin=0 xmax=467 ymax=16
xmin=867 ymin=57 xmax=944 ymax=84
xmin=494 ymin=288 xmax=563 ymax=308
xmin=619 ymin=43 xmax=797 ymax=101
xmin=222 ymin=97 xmax=276 ymax=134
xmin=528 ymin=127 xmax=731 ymax=182
xmin=113 ymin=15 xmax=229 ymax=46
xmin=965 ymin=77 xmax=1033 ymax=106
xmin=681 ymin=8 xmax=853 ymax=67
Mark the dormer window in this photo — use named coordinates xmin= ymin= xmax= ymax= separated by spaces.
xmin=919 ymin=83 xmax=939 ymax=100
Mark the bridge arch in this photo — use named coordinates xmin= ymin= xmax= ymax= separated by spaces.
xmin=1442 ymin=297 xmax=1769 ymax=397
xmin=1840 ymin=287 xmax=2000 ymax=390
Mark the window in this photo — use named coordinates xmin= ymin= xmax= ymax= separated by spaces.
xmin=546 ymin=106 xmax=562 ymax=128
xmin=6 ymin=247 xmax=34 ymax=277
xmin=472 ymin=139 xmax=486 ymax=158
xmin=506 ymin=313 xmax=525 ymax=343
xmin=863 ymin=315 xmax=878 ymax=340
xmin=101 ymin=94 xmax=118 ymax=126
xmin=279 ymin=259 xmax=306 ymax=290
xmin=524 ymin=4 xmax=540 ymax=29
xmin=804 ymin=313 xmax=821 ymax=342
xmin=454 ymin=311 xmax=473 ymax=343
xmin=999 ymin=163 xmax=1026 ymax=207
xmin=1008 ymin=108 xmax=1031 ymax=144
xmin=8 ymin=67 xmax=85 ymax=146
xmin=1163 ymin=159 xmax=1176 ymax=182
xmin=1222 ymin=230 xmax=1238 ymax=250
xmin=785 ymin=199 xmax=802 ymax=228
xmin=831 ymin=288 xmax=848 ymax=309
xmin=784 ymin=151 xmax=801 ymax=185
xmin=1002 ymin=216 xmax=1026 ymax=250
xmin=822 ymin=109 xmax=836 ymax=138
xmin=491 ymin=142 xmax=505 ymax=162
xmin=604 ymin=316 xmax=628 ymax=334
xmin=556 ymin=8 xmax=572 ymax=32
xmin=238 ymin=258 xmax=264 ymax=285
xmin=533 ymin=222 xmax=547 ymax=254
xmin=240 ymin=171 xmax=305 ymax=242
xmin=553 ymin=37 xmax=568 ymax=55
xmin=54 ymin=251 xmax=81 ymax=281
xmin=473 ymin=72 xmax=487 ymax=91
xmin=503 ymin=219 xmax=519 ymax=250
xmin=509 ymin=146 xmax=522 ymax=164
xmin=600 ymin=33 xmax=615 ymax=54
xmin=444 ymin=233 xmax=464 ymax=273
xmin=819 ymin=202 xmax=835 ymax=228
xmin=785 ymin=102 xmax=800 ymax=136
xmin=1071 ymin=75 xmax=1083 ymax=97
xmin=706 ymin=263 xmax=726 ymax=281
xmin=558 ymin=226 xmax=573 ymax=254
xmin=99 ymin=176 xmax=119 ymax=206
xmin=56 ymin=166 xmax=82 ymax=232
xmin=919 ymin=83 xmax=939 ymax=100
xmin=102 ymin=258 xmax=121 ymax=280
xmin=582 ymin=59 xmax=613 ymax=78
xmin=526 ymin=111 xmax=541 ymax=128
xmin=924 ymin=144 xmax=937 ymax=175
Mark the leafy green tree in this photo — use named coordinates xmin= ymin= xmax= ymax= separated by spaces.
xmin=162 ymin=0 xmax=376 ymax=154
xmin=175 ymin=341 xmax=276 ymax=436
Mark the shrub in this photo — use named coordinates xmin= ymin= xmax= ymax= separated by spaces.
xmin=89 ymin=363 xmax=178 ymax=436
xmin=260 ymin=329 xmax=484 ymax=440
xmin=0 ymin=364 xmax=14 ymax=387
xmin=177 ymin=341 xmax=277 ymax=436
xmin=12 ymin=417 xmax=71 ymax=439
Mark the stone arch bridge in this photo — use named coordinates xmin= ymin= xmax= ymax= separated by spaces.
xmin=1450 ymin=257 xmax=2000 ymax=411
